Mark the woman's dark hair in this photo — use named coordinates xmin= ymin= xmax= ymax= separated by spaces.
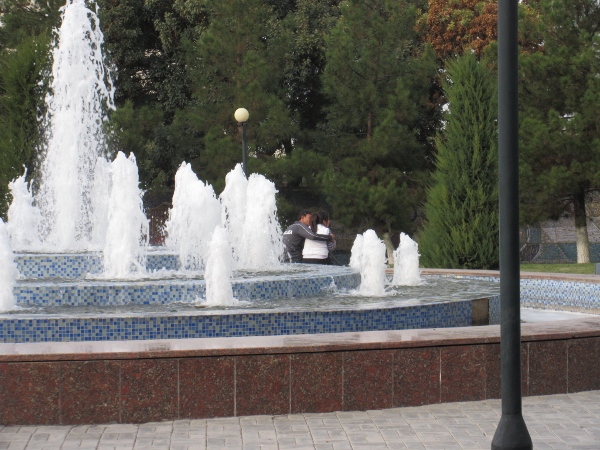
xmin=310 ymin=211 xmax=330 ymax=233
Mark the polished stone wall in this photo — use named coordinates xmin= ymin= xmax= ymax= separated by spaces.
xmin=1 ymin=317 xmax=599 ymax=425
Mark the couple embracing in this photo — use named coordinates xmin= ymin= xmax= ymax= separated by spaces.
xmin=282 ymin=209 xmax=336 ymax=264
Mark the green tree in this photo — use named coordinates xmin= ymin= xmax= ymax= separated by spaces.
xmin=519 ymin=0 xmax=600 ymax=263
xmin=419 ymin=53 xmax=499 ymax=269
xmin=0 ymin=0 xmax=61 ymax=49
xmin=282 ymin=0 xmax=340 ymax=147
xmin=96 ymin=0 xmax=210 ymax=195
xmin=257 ymin=0 xmax=340 ymax=212
xmin=175 ymin=0 xmax=298 ymax=191
xmin=0 ymin=0 xmax=60 ymax=216
xmin=0 ymin=34 xmax=49 ymax=216
xmin=97 ymin=0 xmax=207 ymax=117
xmin=318 ymin=0 xmax=438 ymax=237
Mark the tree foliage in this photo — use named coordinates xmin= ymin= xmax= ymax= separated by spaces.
xmin=419 ymin=0 xmax=497 ymax=59
xmin=318 ymin=0 xmax=438 ymax=234
xmin=519 ymin=0 xmax=600 ymax=263
xmin=419 ymin=53 xmax=498 ymax=269
xmin=281 ymin=0 xmax=340 ymax=143
xmin=97 ymin=0 xmax=206 ymax=116
xmin=0 ymin=0 xmax=60 ymax=217
xmin=173 ymin=0 xmax=298 ymax=191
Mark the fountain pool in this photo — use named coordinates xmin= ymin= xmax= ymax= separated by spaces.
xmin=2 ymin=251 xmax=505 ymax=343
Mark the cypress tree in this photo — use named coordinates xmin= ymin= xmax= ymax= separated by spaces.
xmin=419 ymin=53 xmax=499 ymax=269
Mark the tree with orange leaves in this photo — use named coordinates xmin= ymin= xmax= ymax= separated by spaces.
xmin=419 ymin=0 xmax=498 ymax=59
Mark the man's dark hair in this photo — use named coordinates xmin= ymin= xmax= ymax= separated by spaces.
xmin=298 ymin=209 xmax=312 ymax=220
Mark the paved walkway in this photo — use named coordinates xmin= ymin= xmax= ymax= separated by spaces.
xmin=1 ymin=391 xmax=598 ymax=450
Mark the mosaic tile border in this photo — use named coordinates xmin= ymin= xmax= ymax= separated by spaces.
xmin=14 ymin=271 xmax=360 ymax=306
xmin=9 ymin=252 xmax=600 ymax=343
xmin=0 ymin=299 xmax=474 ymax=343
xmin=427 ymin=274 xmax=600 ymax=317
xmin=14 ymin=253 xmax=181 ymax=279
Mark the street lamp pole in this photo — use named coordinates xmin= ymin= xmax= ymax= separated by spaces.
xmin=491 ymin=0 xmax=533 ymax=447
xmin=234 ymin=108 xmax=250 ymax=178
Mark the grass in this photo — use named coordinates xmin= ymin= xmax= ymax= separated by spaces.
xmin=520 ymin=263 xmax=595 ymax=274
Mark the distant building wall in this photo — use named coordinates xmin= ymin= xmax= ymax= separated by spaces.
xmin=520 ymin=201 xmax=600 ymax=263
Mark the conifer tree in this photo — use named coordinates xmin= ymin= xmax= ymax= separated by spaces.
xmin=419 ymin=53 xmax=498 ymax=269
xmin=319 ymin=0 xmax=438 ymax=235
xmin=175 ymin=0 xmax=298 ymax=191
xmin=518 ymin=0 xmax=600 ymax=263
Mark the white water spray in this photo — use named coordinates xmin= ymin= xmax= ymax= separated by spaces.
xmin=237 ymin=174 xmax=283 ymax=270
xmin=6 ymin=170 xmax=42 ymax=251
xmin=351 ymin=230 xmax=387 ymax=296
xmin=204 ymin=226 xmax=238 ymax=306
xmin=165 ymin=162 xmax=221 ymax=271
xmin=0 ymin=219 xmax=17 ymax=311
xmin=35 ymin=0 xmax=115 ymax=250
xmin=392 ymin=233 xmax=422 ymax=286
xmin=102 ymin=152 xmax=148 ymax=278
xmin=220 ymin=164 xmax=248 ymax=264
xmin=90 ymin=157 xmax=111 ymax=249
xmin=349 ymin=234 xmax=364 ymax=271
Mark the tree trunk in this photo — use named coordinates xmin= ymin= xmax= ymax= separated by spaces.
xmin=573 ymin=191 xmax=591 ymax=264
xmin=382 ymin=231 xmax=394 ymax=265
xmin=367 ymin=111 xmax=372 ymax=140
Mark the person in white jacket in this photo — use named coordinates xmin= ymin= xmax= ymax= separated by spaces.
xmin=302 ymin=211 xmax=336 ymax=264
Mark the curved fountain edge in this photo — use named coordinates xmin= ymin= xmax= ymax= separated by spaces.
xmin=420 ymin=267 xmax=600 ymax=283
xmin=1 ymin=269 xmax=599 ymax=426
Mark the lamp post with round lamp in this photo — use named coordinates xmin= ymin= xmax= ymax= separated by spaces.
xmin=234 ymin=108 xmax=249 ymax=178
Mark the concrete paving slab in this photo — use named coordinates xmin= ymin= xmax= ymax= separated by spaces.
xmin=0 ymin=391 xmax=598 ymax=448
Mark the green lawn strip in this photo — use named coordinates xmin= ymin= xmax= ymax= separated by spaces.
xmin=520 ymin=263 xmax=595 ymax=274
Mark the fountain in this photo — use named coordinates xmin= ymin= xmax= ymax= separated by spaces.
xmin=102 ymin=152 xmax=148 ymax=278
xmin=392 ymin=232 xmax=422 ymax=286
xmin=204 ymin=226 xmax=238 ymax=306
xmin=165 ymin=162 xmax=221 ymax=271
xmin=6 ymin=170 xmax=42 ymax=250
xmin=0 ymin=0 xmax=582 ymax=349
xmin=35 ymin=0 xmax=115 ymax=251
xmin=351 ymin=230 xmax=387 ymax=296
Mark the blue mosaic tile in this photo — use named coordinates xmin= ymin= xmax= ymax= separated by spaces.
xmin=7 ymin=253 xmax=599 ymax=344
xmin=0 ymin=299 xmax=475 ymax=343
xmin=14 ymin=272 xmax=361 ymax=307
xmin=15 ymin=254 xmax=103 ymax=278
xmin=15 ymin=252 xmax=181 ymax=279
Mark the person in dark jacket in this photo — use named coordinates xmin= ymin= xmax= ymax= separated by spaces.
xmin=282 ymin=210 xmax=335 ymax=263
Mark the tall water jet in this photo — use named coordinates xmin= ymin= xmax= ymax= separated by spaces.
xmin=204 ymin=226 xmax=238 ymax=306
xmin=351 ymin=230 xmax=387 ymax=296
xmin=349 ymin=234 xmax=364 ymax=270
xmin=220 ymin=164 xmax=248 ymax=264
xmin=6 ymin=170 xmax=42 ymax=251
xmin=36 ymin=0 xmax=115 ymax=250
xmin=220 ymin=165 xmax=283 ymax=270
xmin=90 ymin=157 xmax=111 ymax=249
xmin=237 ymin=174 xmax=284 ymax=270
xmin=392 ymin=233 xmax=422 ymax=286
xmin=0 ymin=219 xmax=17 ymax=311
xmin=165 ymin=162 xmax=221 ymax=271
xmin=102 ymin=152 xmax=148 ymax=278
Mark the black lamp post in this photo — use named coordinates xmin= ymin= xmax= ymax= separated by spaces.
xmin=491 ymin=0 xmax=533 ymax=448
xmin=234 ymin=108 xmax=249 ymax=178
